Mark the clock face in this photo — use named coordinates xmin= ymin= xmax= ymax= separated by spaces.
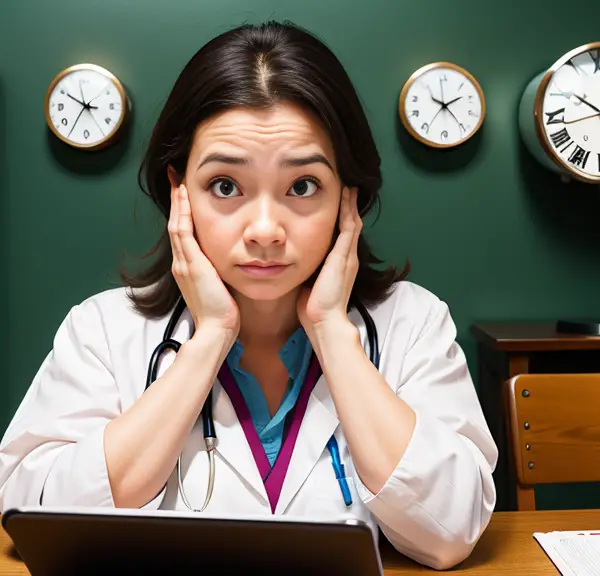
xmin=400 ymin=63 xmax=485 ymax=148
xmin=45 ymin=64 xmax=127 ymax=150
xmin=537 ymin=44 xmax=600 ymax=182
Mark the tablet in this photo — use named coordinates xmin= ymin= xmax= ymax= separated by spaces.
xmin=2 ymin=506 xmax=383 ymax=575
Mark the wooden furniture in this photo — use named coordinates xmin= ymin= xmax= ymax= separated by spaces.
xmin=2 ymin=510 xmax=600 ymax=574
xmin=505 ymin=373 xmax=600 ymax=511
xmin=472 ymin=322 xmax=600 ymax=510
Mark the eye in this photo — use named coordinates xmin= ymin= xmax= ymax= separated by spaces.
xmin=209 ymin=178 xmax=240 ymax=198
xmin=288 ymin=178 xmax=320 ymax=198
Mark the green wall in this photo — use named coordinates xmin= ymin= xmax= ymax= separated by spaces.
xmin=2 ymin=1 xmax=600 ymax=509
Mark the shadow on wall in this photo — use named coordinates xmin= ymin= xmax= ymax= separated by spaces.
xmin=45 ymin=110 xmax=133 ymax=175
xmin=517 ymin=137 xmax=600 ymax=259
xmin=395 ymin=110 xmax=482 ymax=174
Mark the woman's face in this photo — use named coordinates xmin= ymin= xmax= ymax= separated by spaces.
xmin=178 ymin=102 xmax=342 ymax=301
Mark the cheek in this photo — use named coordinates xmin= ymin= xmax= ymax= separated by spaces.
xmin=190 ymin=208 xmax=232 ymax=270
xmin=295 ymin=213 xmax=337 ymax=266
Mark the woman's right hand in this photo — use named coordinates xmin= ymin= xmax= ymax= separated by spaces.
xmin=168 ymin=184 xmax=240 ymax=337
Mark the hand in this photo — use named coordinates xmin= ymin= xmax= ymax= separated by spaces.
xmin=297 ymin=187 xmax=361 ymax=338
xmin=564 ymin=111 xmax=600 ymax=124
xmin=573 ymin=93 xmax=600 ymax=114
xmin=168 ymin=184 xmax=240 ymax=336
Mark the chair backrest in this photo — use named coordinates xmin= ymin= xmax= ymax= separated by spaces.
xmin=505 ymin=373 xmax=600 ymax=511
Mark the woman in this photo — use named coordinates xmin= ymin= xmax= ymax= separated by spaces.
xmin=0 ymin=21 xmax=497 ymax=570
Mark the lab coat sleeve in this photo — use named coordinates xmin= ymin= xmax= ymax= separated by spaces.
xmin=352 ymin=297 xmax=498 ymax=570
xmin=0 ymin=298 xmax=165 ymax=512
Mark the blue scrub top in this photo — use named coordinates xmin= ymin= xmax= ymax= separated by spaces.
xmin=225 ymin=327 xmax=313 ymax=466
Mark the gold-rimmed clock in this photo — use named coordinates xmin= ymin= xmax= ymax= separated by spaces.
xmin=44 ymin=63 xmax=131 ymax=151
xmin=399 ymin=62 xmax=486 ymax=148
xmin=519 ymin=42 xmax=600 ymax=184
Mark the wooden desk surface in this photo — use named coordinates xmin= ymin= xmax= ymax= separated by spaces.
xmin=471 ymin=322 xmax=600 ymax=352
xmin=2 ymin=510 xmax=599 ymax=574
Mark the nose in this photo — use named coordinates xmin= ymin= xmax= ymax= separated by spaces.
xmin=242 ymin=195 xmax=286 ymax=247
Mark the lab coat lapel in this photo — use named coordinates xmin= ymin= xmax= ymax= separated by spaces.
xmin=211 ymin=378 xmax=270 ymax=506
xmin=152 ymin=307 xmax=269 ymax=505
xmin=275 ymin=373 xmax=339 ymax=514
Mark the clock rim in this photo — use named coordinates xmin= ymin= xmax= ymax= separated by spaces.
xmin=44 ymin=63 xmax=129 ymax=151
xmin=534 ymin=41 xmax=600 ymax=184
xmin=399 ymin=61 xmax=486 ymax=149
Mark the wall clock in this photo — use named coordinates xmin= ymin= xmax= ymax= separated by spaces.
xmin=399 ymin=62 xmax=486 ymax=148
xmin=519 ymin=42 xmax=600 ymax=184
xmin=44 ymin=63 xmax=130 ymax=151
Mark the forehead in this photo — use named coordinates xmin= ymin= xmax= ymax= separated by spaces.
xmin=190 ymin=102 xmax=335 ymax=156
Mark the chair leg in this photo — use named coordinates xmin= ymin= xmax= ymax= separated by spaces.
xmin=517 ymin=485 xmax=536 ymax=511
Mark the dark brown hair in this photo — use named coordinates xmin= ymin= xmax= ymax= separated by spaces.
xmin=122 ymin=20 xmax=408 ymax=318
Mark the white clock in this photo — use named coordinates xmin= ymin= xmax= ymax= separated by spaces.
xmin=44 ymin=63 xmax=130 ymax=151
xmin=399 ymin=62 xmax=486 ymax=148
xmin=519 ymin=42 xmax=600 ymax=184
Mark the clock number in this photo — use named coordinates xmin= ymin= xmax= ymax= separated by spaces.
xmin=61 ymin=118 xmax=68 ymax=126
xmin=411 ymin=110 xmax=419 ymax=117
xmin=584 ymin=135 xmax=589 ymax=142
xmin=468 ymin=94 xmax=474 ymax=101
xmin=441 ymin=130 xmax=448 ymax=140
xmin=590 ymin=49 xmax=600 ymax=73
xmin=567 ymin=60 xmax=587 ymax=76
xmin=421 ymin=122 xmax=429 ymax=133
xmin=109 ymin=103 xmax=116 ymax=110
xmin=411 ymin=96 xmax=418 ymax=102
xmin=441 ymin=74 xmax=448 ymax=82
xmin=58 ymin=103 xmax=64 ymax=111
xmin=83 ymin=129 xmax=90 ymax=140
xmin=459 ymin=123 xmax=466 ymax=133
xmin=568 ymin=146 xmax=590 ymax=169
xmin=545 ymin=108 xmax=565 ymax=125
xmin=105 ymin=117 xmax=112 ymax=125
xmin=468 ymin=110 xmax=478 ymax=117
xmin=549 ymin=127 xmax=571 ymax=149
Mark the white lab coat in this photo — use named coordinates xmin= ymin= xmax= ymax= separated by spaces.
xmin=0 ymin=280 xmax=497 ymax=570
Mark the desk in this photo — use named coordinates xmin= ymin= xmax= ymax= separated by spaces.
xmin=471 ymin=322 xmax=600 ymax=510
xmin=2 ymin=509 xmax=599 ymax=574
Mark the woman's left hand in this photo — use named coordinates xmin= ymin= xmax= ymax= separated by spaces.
xmin=297 ymin=186 xmax=362 ymax=344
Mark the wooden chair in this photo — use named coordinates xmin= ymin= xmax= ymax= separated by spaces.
xmin=505 ymin=373 xmax=600 ymax=511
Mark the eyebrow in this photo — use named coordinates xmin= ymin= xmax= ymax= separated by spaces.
xmin=196 ymin=153 xmax=334 ymax=172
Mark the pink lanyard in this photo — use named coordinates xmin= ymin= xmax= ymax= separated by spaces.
xmin=217 ymin=355 xmax=321 ymax=512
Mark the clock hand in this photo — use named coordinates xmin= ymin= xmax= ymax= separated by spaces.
xmin=87 ymin=82 xmax=112 ymax=105
xmin=67 ymin=93 xmax=86 ymax=107
xmin=563 ymin=112 xmax=600 ymax=124
xmin=426 ymin=84 xmax=444 ymax=106
xmin=87 ymin=108 xmax=106 ymax=137
xmin=439 ymin=77 xmax=445 ymax=105
xmin=67 ymin=105 xmax=87 ymax=138
xmin=572 ymin=93 xmax=600 ymax=114
xmin=79 ymin=79 xmax=87 ymax=106
xmin=428 ymin=105 xmax=444 ymax=129
xmin=444 ymin=105 xmax=462 ymax=128
xmin=67 ymin=93 xmax=99 ymax=110
xmin=445 ymin=95 xmax=463 ymax=106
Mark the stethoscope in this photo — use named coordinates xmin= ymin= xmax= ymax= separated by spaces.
xmin=145 ymin=297 xmax=380 ymax=513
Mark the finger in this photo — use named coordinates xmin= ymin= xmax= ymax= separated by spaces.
xmin=178 ymin=185 xmax=208 ymax=268
xmin=168 ymin=186 xmax=185 ymax=269
xmin=350 ymin=188 xmax=362 ymax=259
xmin=329 ymin=188 xmax=355 ymax=263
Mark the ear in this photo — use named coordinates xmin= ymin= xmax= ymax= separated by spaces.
xmin=167 ymin=165 xmax=183 ymax=190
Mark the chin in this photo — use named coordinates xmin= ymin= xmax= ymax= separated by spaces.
xmin=228 ymin=281 xmax=298 ymax=301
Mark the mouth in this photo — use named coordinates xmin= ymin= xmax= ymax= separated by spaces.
xmin=237 ymin=261 xmax=290 ymax=278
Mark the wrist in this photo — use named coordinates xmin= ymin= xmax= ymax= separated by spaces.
xmin=186 ymin=322 xmax=237 ymax=361
xmin=313 ymin=316 xmax=359 ymax=348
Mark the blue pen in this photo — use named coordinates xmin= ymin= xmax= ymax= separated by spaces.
xmin=326 ymin=436 xmax=353 ymax=506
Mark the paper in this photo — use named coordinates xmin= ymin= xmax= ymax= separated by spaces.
xmin=534 ymin=530 xmax=600 ymax=576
